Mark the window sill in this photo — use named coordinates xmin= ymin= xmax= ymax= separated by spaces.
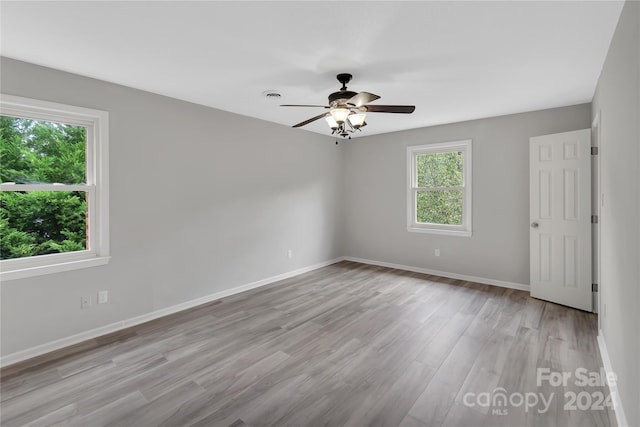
xmin=407 ymin=227 xmax=472 ymax=237
xmin=1 ymin=256 xmax=111 ymax=281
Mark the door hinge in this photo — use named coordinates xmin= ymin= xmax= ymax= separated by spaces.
xmin=592 ymin=283 xmax=598 ymax=292
xmin=591 ymin=215 xmax=598 ymax=224
xmin=591 ymin=147 xmax=599 ymax=155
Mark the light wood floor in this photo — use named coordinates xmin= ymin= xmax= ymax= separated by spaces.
xmin=1 ymin=261 xmax=616 ymax=427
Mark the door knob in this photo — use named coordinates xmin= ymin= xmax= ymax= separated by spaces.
xmin=531 ymin=222 xmax=539 ymax=228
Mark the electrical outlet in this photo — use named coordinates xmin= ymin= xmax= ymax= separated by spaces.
xmin=288 ymin=249 xmax=293 ymax=259
xmin=98 ymin=290 xmax=108 ymax=304
xmin=435 ymin=249 xmax=440 ymax=257
xmin=81 ymin=295 xmax=92 ymax=309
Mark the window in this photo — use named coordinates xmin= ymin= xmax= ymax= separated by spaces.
xmin=407 ymin=140 xmax=472 ymax=236
xmin=0 ymin=95 xmax=109 ymax=280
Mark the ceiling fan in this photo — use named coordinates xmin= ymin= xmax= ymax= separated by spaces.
xmin=281 ymin=73 xmax=415 ymax=138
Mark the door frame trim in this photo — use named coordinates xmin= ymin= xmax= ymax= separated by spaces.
xmin=592 ymin=111 xmax=602 ymax=318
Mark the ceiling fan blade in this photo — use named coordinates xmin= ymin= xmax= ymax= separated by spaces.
xmin=281 ymin=104 xmax=329 ymax=108
xmin=365 ymin=105 xmax=415 ymax=114
xmin=292 ymin=112 xmax=329 ymax=128
xmin=347 ymin=92 xmax=381 ymax=107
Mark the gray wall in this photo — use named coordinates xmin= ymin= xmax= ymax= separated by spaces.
xmin=342 ymin=104 xmax=592 ymax=285
xmin=0 ymin=57 xmax=343 ymax=356
xmin=592 ymin=1 xmax=640 ymax=425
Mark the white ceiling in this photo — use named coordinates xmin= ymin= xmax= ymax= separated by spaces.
xmin=0 ymin=1 xmax=624 ymax=138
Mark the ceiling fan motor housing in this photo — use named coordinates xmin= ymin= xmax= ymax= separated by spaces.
xmin=328 ymin=90 xmax=357 ymax=106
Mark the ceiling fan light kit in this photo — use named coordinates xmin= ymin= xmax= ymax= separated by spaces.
xmin=347 ymin=112 xmax=366 ymax=129
xmin=330 ymin=107 xmax=351 ymax=124
xmin=325 ymin=116 xmax=339 ymax=130
xmin=281 ymin=73 xmax=415 ymax=138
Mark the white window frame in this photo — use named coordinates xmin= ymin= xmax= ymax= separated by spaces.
xmin=407 ymin=139 xmax=472 ymax=237
xmin=0 ymin=94 xmax=110 ymax=280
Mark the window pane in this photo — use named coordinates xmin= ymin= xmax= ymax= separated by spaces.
xmin=0 ymin=191 xmax=87 ymax=260
xmin=417 ymin=190 xmax=463 ymax=225
xmin=0 ymin=116 xmax=86 ymax=184
xmin=417 ymin=151 xmax=463 ymax=187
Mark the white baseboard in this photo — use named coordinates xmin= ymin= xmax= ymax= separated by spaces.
xmin=597 ymin=332 xmax=629 ymax=427
xmin=343 ymin=256 xmax=530 ymax=291
xmin=0 ymin=257 xmax=343 ymax=368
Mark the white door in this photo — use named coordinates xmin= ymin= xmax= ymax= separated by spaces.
xmin=530 ymin=129 xmax=592 ymax=311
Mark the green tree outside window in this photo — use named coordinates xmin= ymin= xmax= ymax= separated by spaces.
xmin=415 ymin=151 xmax=463 ymax=225
xmin=0 ymin=116 xmax=87 ymax=260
